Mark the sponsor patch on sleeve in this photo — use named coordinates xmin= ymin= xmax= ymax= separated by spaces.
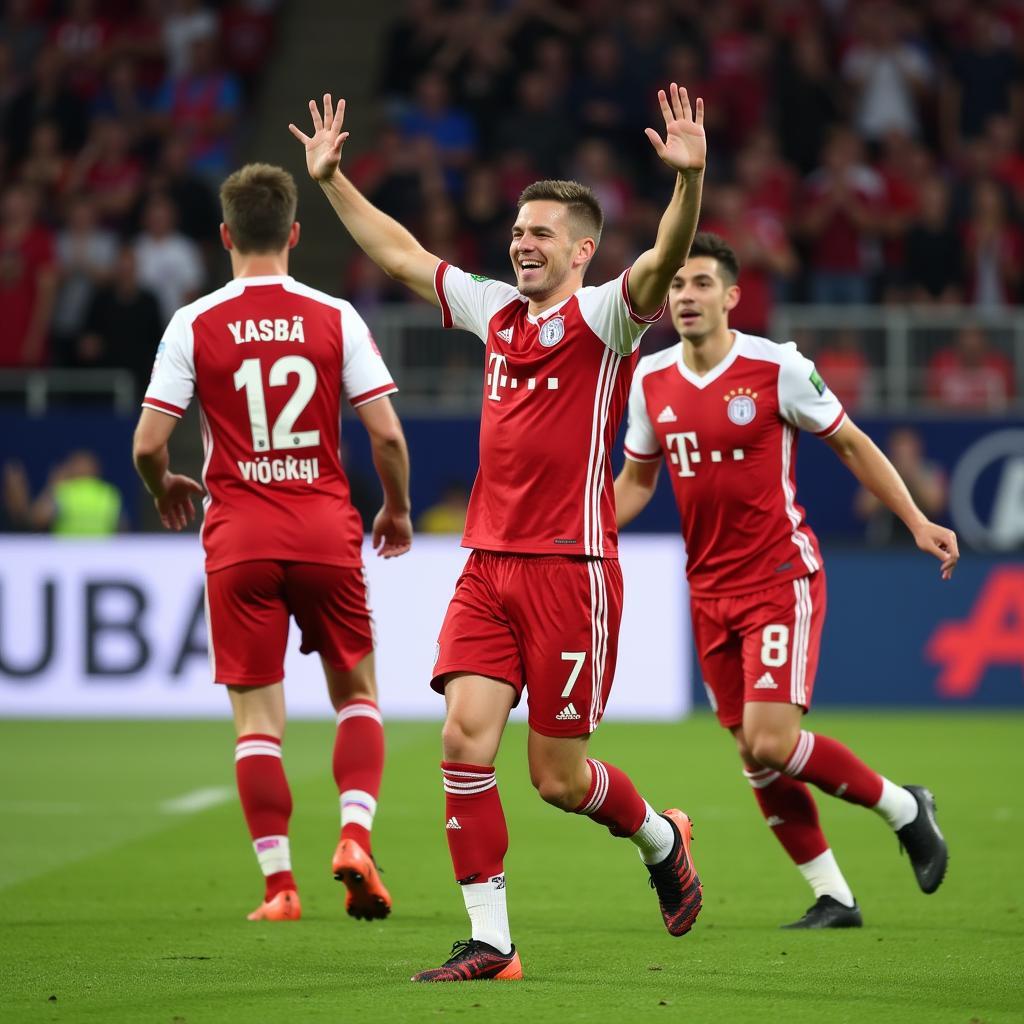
xmin=469 ymin=273 xmax=490 ymax=282
xmin=809 ymin=368 xmax=826 ymax=395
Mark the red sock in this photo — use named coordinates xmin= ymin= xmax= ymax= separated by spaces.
xmin=784 ymin=731 xmax=884 ymax=807
xmin=745 ymin=766 xmax=829 ymax=865
xmin=235 ymin=734 xmax=294 ymax=900
xmin=333 ymin=699 xmax=385 ymax=855
xmin=573 ymin=759 xmax=647 ymax=837
xmin=441 ymin=762 xmax=508 ymax=884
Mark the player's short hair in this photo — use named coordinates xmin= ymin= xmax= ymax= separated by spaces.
xmin=687 ymin=232 xmax=740 ymax=284
xmin=220 ymin=163 xmax=298 ymax=253
xmin=517 ymin=179 xmax=604 ymax=245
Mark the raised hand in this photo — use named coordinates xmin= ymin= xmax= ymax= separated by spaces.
xmin=288 ymin=93 xmax=350 ymax=182
xmin=645 ymin=83 xmax=706 ymax=174
xmin=911 ymin=521 xmax=960 ymax=580
xmin=372 ymin=506 xmax=413 ymax=559
xmin=155 ymin=473 xmax=203 ymax=531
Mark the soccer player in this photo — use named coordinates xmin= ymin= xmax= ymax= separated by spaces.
xmin=615 ymin=232 xmax=956 ymax=928
xmin=289 ymin=86 xmax=706 ymax=981
xmin=132 ymin=163 xmax=411 ymax=923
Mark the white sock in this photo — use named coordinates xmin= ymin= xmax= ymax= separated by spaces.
xmin=462 ymin=874 xmax=511 ymax=954
xmin=797 ymin=849 xmax=855 ymax=908
xmin=253 ymin=835 xmax=291 ymax=876
xmin=873 ymin=778 xmax=918 ymax=831
xmin=629 ymin=801 xmax=676 ymax=865
xmin=340 ymin=789 xmax=377 ymax=833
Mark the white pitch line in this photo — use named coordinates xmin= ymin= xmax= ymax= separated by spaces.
xmin=160 ymin=786 xmax=233 ymax=815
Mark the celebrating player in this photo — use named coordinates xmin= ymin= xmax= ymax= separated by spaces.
xmin=132 ymin=163 xmax=411 ymax=923
xmin=616 ymin=232 xmax=955 ymax=928
xmin=290 ymin=86 xmax=706 ymax=980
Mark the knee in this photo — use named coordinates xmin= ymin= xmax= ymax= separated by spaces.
xmin=747 ymin=730 xmax=797 ymax=771
xmin=441 ymin=716 xmax=490 ymax=764
xmin=530 ymin=769 xmax=584 ymax=811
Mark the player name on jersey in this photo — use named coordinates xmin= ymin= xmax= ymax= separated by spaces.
xmin=227 ymin=317 xmax=306 ymax=344
xmin=236 ymin=455 xmax=320 ymax=485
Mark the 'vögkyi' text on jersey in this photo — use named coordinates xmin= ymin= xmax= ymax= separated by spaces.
xmin=624 ymin=331 xmax=845 ymax=596
xmin=144 ymin=274 xmax=397 ymax=571
xmin=435 ymin=262 xmax=663 ymax=557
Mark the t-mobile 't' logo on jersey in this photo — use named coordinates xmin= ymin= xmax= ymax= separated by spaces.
xmin=665 ymin=431 xmax=746 ymax=477
xmin=486 ymin=351 xmax=559 ymax=402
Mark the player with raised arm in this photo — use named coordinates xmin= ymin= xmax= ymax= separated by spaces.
xmin=616 ymin=232 xmax=956 ymax=929
xmin=290 ymin=86 xmax=705 ymax=980
xmin=132 ymin=163 xmax=411 ymax=924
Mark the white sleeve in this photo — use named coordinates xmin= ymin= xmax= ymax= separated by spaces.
xmin=777 ymin=342 xmax=846 ymax=437
xmin=142 ymin=310 xmax=194 ymax=417
xmin=434 ymin=261 xmax=522 ymax=341
xmin=340 ymin=301 xmax=398 ymax=408
xmin=623 ymin=367 xmax=661 ymax=462
xmin=577 ymin=269 xmax=666 ymax=356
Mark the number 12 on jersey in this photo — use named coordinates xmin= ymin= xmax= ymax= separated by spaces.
xmin=234 ymin=355 xmax=320 ymax=452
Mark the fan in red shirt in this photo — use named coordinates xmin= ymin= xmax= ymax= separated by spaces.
xmin=616 ymin=232 xmax=957 ymax=930
xmin=132 ymin=163 xmax=412 ymax=925
xmin=291 ymin=85 xmax=706 ymax=981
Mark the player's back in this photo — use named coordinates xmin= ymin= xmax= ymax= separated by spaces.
xmin=626 ymin=332 xmax=846 ymax=597
xmin=144 ymin=274 xmax=396 ymax=571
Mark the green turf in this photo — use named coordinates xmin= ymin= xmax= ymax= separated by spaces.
xmin=2 ymin=714 xmax=1021 ymax=1024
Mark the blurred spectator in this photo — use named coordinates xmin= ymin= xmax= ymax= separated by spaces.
xmin=940 ymin=7 xmax=1022 ymax=151
xmin=420 ymin=198 xmax=478 ymax=270
xmin=78 ymin=244 xmax=163 ymax=399
xmin=52 ymin=195 xmax=118 ymax=360
xmin=460 ymin=163 xmax=511 ymax=279
xmin=446 ymin=36 xmax=516 ymax=151
xmin=3 ymin=450 xmax=122 ymax=535
xmin=773 ymin=28 xmax=842 ymax=175
xmin=398 ymin=72 xmax=476 ymax=193
xmin=494 ymin=70 xmax=572 ymax=177
xmin=163 ymin=0 xmax=218 ymax=79
xmin=701 ymin=181 xmax=796 ymax=336
xmin=417 ymin=480 xmax=470 ymax=534
xmin=67 ymin=117 xmax=144 ymax=228
xmin=145 ymin=136 xmax=221 ymax=245
xmin=152 ymin=34 xmax=242 ymax=183
xmin=110 ymin=0 xmax=167 ymax=93
xmin=841 ymin=3 xmax=931 ymax=142
xmin=91 ymin=57 xmax=155 ymax=148
xmin=855 ymin=427 xmax=947 ymax=545
xmin=0 ymin=182 xmax=56 ymax=368
xmin=133 ymin=193 xmax=204 ymax=324
xmin=926 ymin=326 xmax=1015 ymax=410
xmin=50 ymin=0 xmax=112 ymax=101
xmin=378 ymin=0 xmax=448 ymax=102
xmin=814 ymin=329 xmax=873 ymax=412
xmin=571 ymin=34 xmax=637 ymax=150
xmin=735 ymin=130 xmax=798 ymax=222
xmin=800 ymin=128 xmax=884 ymax=304
xmin=568 ymin=138 xmax=633 ymax=228
xmin=220 ymin=0 xmax=278 ymax=100
xmin=901 ymin=176 xmax=963 ymax=304
xmin=961 ymin=179 xmax=1022 ymax=310
xmin=0 ymin=0 xmax=46 ymax=80
xmin=18 ymin=119 xmax=73 ymax=202
xmin=5 ymin=45 xmax=88 ymax=166
xmin=987 ymin=114 xmax=1024 ymax=205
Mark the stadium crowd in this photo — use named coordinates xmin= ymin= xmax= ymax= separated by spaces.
xmin=1 ymin=0 xmax=1021 ymax=411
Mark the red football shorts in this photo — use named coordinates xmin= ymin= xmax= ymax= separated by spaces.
xmin=205 ymin=560 xmax=374 ymax=686
xmin=431 ymin=551 xmax=623 ymax=737
xmin=690 ymin=571 xmax=826 ymax=728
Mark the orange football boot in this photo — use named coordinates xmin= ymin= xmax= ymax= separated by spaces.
xmin=332 ymin=838 xmax=392 ymax=920
xmin=246 ymin=889 xmax=302 ymax=921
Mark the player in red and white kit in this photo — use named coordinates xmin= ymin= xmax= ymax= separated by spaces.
xmin=290 ymin=87 xmax=706 ymax=980
xmin=132 ymin=164 xmax=412 ymax=923
xmin=616 ymin=233 xmax=957 ymax=928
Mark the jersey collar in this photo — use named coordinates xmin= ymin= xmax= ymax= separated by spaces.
xmin=526 ymin=295 xmax=572 ymax=325
xmin=676 ymin=331 xmax=744 ymax=389
xmin=234 ymin=274 xmax=294 ymax=287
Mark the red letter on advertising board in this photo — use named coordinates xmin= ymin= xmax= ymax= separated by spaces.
xmin=926 ymin=568 xmax=1024 ymax=697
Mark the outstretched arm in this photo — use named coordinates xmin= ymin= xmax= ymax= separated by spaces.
xmin=289 ymin=95 xmax=441 ymax=305
xmin=825 ymin=419 xmax=959 ymax=579
xmin=628 ymin=84 xmax=706 ymax=318
xmin=614 ymin=457 xmax=662 ymax=528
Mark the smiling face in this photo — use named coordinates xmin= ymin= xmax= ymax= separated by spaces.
xmin=509 ymin=200 xmax=595 ymax=302
xmin=669 ymin=256 xmax=740 ymax=342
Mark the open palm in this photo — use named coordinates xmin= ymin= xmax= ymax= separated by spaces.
xmin=645 ymin=83 xmax=706 ymax=173
xmin=288 ymin=94 xmax=349 ymax=182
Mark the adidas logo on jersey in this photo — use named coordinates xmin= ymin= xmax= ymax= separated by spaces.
xmin=766 ymin=815 xmax=786 ymax=827
xmin=446 ymin=816 xmax=462 ymax=830
xmin=556 ymin=703 xmax=581 ymax=721
xmin=657 ymin=405 xmax=677 ymax=423
xmin=754 ymin=672 xmax=778 ymax=690
xmin=496 ymin=327 xmax=514 ymax=344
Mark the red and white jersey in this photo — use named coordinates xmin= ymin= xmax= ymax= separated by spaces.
xmin=624 ymin=331 xmax=846 ymax=597
xmin=435 ymin=261 xmax=663 ymax=557
xmin=143 ymin=274 xmax=397 ymax=572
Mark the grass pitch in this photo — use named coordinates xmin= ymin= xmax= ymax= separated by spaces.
xmin=2 ymin=713 xmax=1021 ymax=1024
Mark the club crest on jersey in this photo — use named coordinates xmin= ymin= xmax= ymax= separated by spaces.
xmin=539 ymin=316 xmax=565 ymax=347
xmin=724 ymin=387 xmax=758 ymax=425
